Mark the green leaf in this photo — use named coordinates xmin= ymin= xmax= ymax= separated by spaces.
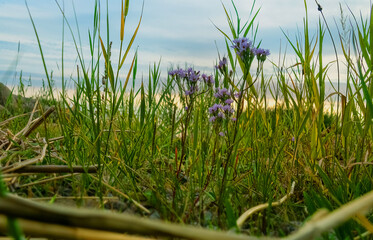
xmin=297 ymin=107 xmax=311 ymax=137
xmin=140 ymin=81 xmax=145 ymax=129
xmin=129 ymin=89 xmax=134 ymax=126
xmin=224 ymin=197 xmax=238 ymax=229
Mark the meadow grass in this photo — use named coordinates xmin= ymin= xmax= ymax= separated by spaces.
xmin=1 ymin=0 xmax=373 ymax=238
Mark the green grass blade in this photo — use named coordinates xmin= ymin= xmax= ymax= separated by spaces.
xmin=119 ymin=1 xmax=144 ymax=70
xmin=140 ymin=81 xmax=145 ymax=129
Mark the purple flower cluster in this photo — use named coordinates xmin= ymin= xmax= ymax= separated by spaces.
xmin=208 ymin=88 xmax=236 ymax=123
xmin=169 ymin=68 xmax=215 ymax=98
xmin=168 ymin=68 xmax=200 ymax=82
xmin=231 ymin=37 xmax=270 ymax=62
xmin=188 ymin=71 xmax=200 ymax=83
xmin=208 ymin=103 xmax=223 ymax=114
xmin=202 ymin=74 xmax=214 ymax=86
xmin=168 ymin=67 xmax=202 ymax=97
xmin=222 ymin=104 xmax=234 ymax=113
xmin=215 ymin=57 xmax=228 ymax=73
xmin=185 ymin=85 xmax=198 ymax=96
xmin=254 ymin=48 xmax=270 ymax=62
xmin=231 ymin=38 xmax=254 ymax=57
xmin=214 ymin=87 xmax=230 ymax=99
xmin=168 ymin=68 xmax=186 ymax=78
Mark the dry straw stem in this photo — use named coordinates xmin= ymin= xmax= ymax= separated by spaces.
xmin=23 ymin=106 xmax=55 ymax=138
xmin=285 ymin=189 xmax=373 ymax=240
xmin=4 ymin=100 xmax=39 ymax=151
xmin=0 ymin=214 xmax=153 ymax=240
xmin=237 ymin=182 xmax=296 ymax=228
xmin=0 ymin=112 xmax=32 ymax=127
xmin=1 ymin=190 xmax=373 ymax=239
xmin=47 ymin=135 xmax=64 ymax=143
xmin=31 ymin=196 xmax=119 ymax=201
xmin=1 ymin=144 xmax=48 ymax=174
xmin=0 ymin=194 xmax=270 ymax=240
xmin=7 ymin=165 xmax=97 ymax=173
xmin=16 ymin=173 xmax=80 ymax=188
xmin=1 ymin=104 xmax=54 ymax=153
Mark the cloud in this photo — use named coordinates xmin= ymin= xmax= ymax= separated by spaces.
xmin=0 ymin=0 xmax=371 ymax=88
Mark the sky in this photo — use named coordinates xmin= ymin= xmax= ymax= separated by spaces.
xmin=0 ymin=0 xmax=371 ymax=90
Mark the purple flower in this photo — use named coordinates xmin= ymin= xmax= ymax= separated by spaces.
xmin=292 ymin=137 xmax=295 ymax=142
xmin=209 ymin=116 xmax=217 ymax=122
xmin=185 ymin=85 xmax=198 ymax=96
xmin=222 ymin=104 xmax=234 ymax=113
xmin=188 ymin=70 xmax=200 ymax=82
xmin=255 ymin=48 xmax=270 ymax=62
xmin=178 ymin=69 xmax=186 ymax=78
xmin=168 ymin=69 xmax=177 ymax=76
xmin=231 ymin=37 xmax=268 ymax=65
xmin=217 ymin=112 xmax=225 ymax=119
xmin=225 ymin=98 xmax=234 ymax=105
xmin=231 ymin=117 xmax=237 ymax=122
xmin=214 ymin=88 xmax=230 ymax=99
xmin=215 ymin=57 xmax=228 ymax=71
xmin=219 ymin=132 xmax=225 ymax=137
xmin=208 ymin=103 xmax=222 ymax=114
xmin=169 ymin=67 xmax=204 ymax=98
xmin=202 ymin=74 xmax=214 ymax=85
xmin=231 ymin=37 xmax=254 ymax=57
xmin=185 ymin=106 xmax=189 ymax=110
xmin=187 ymin=68 xmax=193 ymax=74
xmin=168 ymin=68 xmax=187 ymax=78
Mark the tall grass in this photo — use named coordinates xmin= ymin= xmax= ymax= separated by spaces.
xmin=1 ymin=0 xmax=373 ymax=238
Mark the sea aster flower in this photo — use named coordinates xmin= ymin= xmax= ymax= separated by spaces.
xmin=202 ymin=74 xmax=214 ymax=86
xmin=255 ymin=48 xmax=270 ymax=62
xmin=225 ymin=98 xmax=234 ymax=105
xmin=208 ymin=103 xmax=222 ymax=114
xmin=214 ymin=88 xmax=230 ymax=99
xmin=209 ymin=116 xmax=217 ymax=122
xmin=231 ymin=37 xmax=254 ymax=57
xmin=222 ymin=104 xmax=234 ymax=113
xmin=215 ymin=57 xmax=228 ymax=73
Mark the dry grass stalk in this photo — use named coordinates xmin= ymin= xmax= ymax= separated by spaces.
xmin=0 ymin=194 xmax=265 ymax=240
xmin=8 ymin=165 xmax=97 ymax=173
xmin=16 ymin=173 xmax=80 ymax=188
xmin=31 ymin=196 xmax=119 ymax=201
xmin=0 ymin=184 xmax=373 ymax=239
xmin=23 ymin=106 xmax=55 ymax=138
xmin=4 ymin=100 xmax=39 ymax=151
xmin=0 ymin=214 xmax=154 ymax=240
xmin=285 ymin=189 xmax=373 ymax=240
xmin=1 ymin=144 xmax=48 ymax=173
xmin=0 ymin=112 xmax=32 ymax=128
xmin=236 ymin=181 xmax=296 ymax=228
